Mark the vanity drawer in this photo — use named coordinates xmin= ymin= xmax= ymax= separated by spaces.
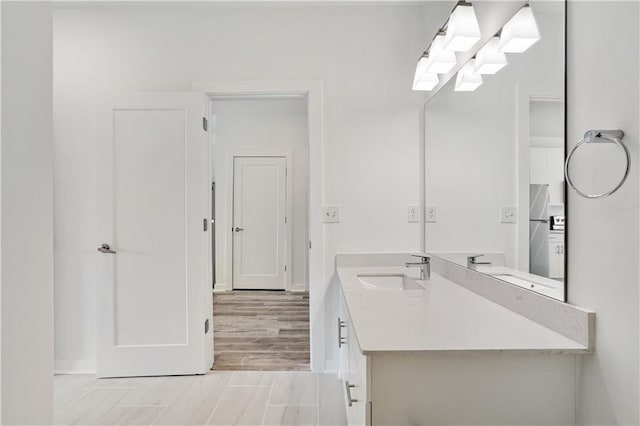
xmin=338 ymin=295 xmax=350 ymax=381
xmin=338 ymin=289 xmax=370 ymax=426
xmin=346 ymin=319 xmax=370 ymax=426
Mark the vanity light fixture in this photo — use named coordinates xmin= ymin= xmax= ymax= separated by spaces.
xmin=499 ymin=4 xmax=540 ymax=53
xmin=443 ymin=1 xmax=482 ymax=53
xmin=412 ymin=57 xmax=439 ymax=91
xmin=455 ymin=60 xmax=483 ymax=91
xmin=474 ymin=37 xmax=508 ymax=74
xmin=422 ymin=33 xmax=457 ymax=74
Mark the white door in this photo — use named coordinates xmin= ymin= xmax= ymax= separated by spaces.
xmin=232 ymin=157 xmax=287 ymax=290
xmin=97 ymin=93 xmax=211 ymax=378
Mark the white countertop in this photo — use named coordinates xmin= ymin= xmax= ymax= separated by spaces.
xmin=337 ymin=266 xmax=589 ymax=355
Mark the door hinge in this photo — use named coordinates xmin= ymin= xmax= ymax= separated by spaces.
xmin=202 ymin=117 xmax=208 ymax=131
xmin=203 ymin=218 xmax=208 ymax=232
xmin=204 ymin=318 xmax=210 ymax=334
xmin=285 ymin=216 xmax=287 ymax=224
xmin=309 ymin=240 xmax=312 ymax=249
xmin=285 ymin=265 xmax=287 ymax=272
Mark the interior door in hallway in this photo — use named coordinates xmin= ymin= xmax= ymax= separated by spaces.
xmin=232 ymin=156 xmax=287 ymax=290
xmin=97 ymin=92 xmax=212 ymax=378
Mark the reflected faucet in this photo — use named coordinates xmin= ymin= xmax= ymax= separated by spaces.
xmin=405 ymin=254 xmax=430 ymax=280
xmin=467 ymin=254 xmax=492 ymax=269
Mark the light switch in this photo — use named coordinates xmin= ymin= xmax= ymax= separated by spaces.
xmin=425 ymin=205 xmax=437 ymax=223
xmin=323 ymin=205 xmax=341 ymax=223
xmin=500 ymin=205 xmax=517 ymax=223
xmin=408 ymin=205 xmax=419 ymax=223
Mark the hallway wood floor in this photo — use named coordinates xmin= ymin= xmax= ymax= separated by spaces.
xmin=212 ymin=291 xmax=310 ymax=371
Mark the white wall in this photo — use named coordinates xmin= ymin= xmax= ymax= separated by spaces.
xmin=0 ymin=1 xmax=3 ymax=419
xmin=211 ymin=97 xmax=308 ymax=291
xmin=567 ymin=2 xmax=639 ymax=424
xmin=1 ymin=2 xmax=54 ymax=423
xmin=530 ymin=99 xmax=565 ymax=205
xmin=53 ymin=3 xmax=431 ymax=371
xmin=424 ymin=3 xmax=564 ymax=269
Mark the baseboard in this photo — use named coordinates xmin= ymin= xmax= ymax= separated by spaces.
xmin=215 ymin=283 xmax=306 ymax=292
xmin=213 ymin=282 xmax=231 ymax=293
xmin=54 ymin=359 xmax=97 ymax=375
xmin=290 ymin=282 xmax=307 ymax=292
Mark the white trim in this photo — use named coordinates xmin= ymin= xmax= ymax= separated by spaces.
xmin=226 ymin=151 xmax=294 ymax=291
xmin=420 ymin=103 xmax=426 ymax=251
xmin=54 ymin=359 xmax=97 ymax=375
xmin=212 ymin=282 xmax=231 ymax=293
xmin=290 ymin=283 xmax=307 ymax=292
xmin=194 ymin=80 xmax=324 ymax=372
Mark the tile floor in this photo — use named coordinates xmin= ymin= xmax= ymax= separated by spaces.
xmin=54 ymin=371 xmax=347 ymax=426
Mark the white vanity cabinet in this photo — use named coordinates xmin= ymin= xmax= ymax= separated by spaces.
xmin=334 ymin=255 xmax=594 ymax=426
xmin=337 ymin=288 xmax=578 ymax=425
xmin=338 ymin=293 xmax=370 ymax=426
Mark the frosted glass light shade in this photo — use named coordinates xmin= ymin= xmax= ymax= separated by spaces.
xmin=499 ymin=6 xmax=540 ymax=53
xmin=474 ymin=37 xmax=508 ymax=74
xmin=412 ymin=59 xmax=439 ymax=91
xmin=443 ymin=4 xmax=482 ymax=52
xmin=423 ymin=35 xmax=457 ymax=74
xmin=455 ymin=60 xmax=483 ymax=91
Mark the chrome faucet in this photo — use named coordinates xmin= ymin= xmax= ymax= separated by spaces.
xmin=405 ymin=254 xmax=430 ymax=280
xmin=467 ymin=254 xmax=492 ymax=269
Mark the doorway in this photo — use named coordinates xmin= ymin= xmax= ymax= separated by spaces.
xmin=209 ymin=96 xmax=311 ymax=371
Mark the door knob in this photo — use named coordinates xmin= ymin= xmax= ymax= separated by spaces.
xmin=98 ymin=243 xmax=116 ymax=254
xmin=234 ymin=227 xmax=244 ymax=232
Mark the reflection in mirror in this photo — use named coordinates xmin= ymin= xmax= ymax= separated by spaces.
xmin=424 ymin=1 xmax=566 ymax=301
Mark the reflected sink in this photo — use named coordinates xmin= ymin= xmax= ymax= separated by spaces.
xmin=493 ymin=274 xmax=554 ymax=291
xmin=357 ymin=274 xmax=425 ymax=291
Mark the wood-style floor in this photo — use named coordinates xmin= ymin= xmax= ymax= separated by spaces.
xmin=212 ymin=290 xmax=310 ymax=371
xmin=54 ymin=372 xmax=347 ymax=425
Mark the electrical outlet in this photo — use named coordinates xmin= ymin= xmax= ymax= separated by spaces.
xmin=425 ymin=205 xmax=437 ymax=223
xmin=323 ymin=205 xmax=341 ymax=223
xmin=500 ymin=205 xmax=517 ymax=223
xmin=408 ymin=205 xmax=419 ymax=223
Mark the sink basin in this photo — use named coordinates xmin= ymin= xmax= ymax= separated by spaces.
xmin=357 ymin=274 xmax=425 ymax=291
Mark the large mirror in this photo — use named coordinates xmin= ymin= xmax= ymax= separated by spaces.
xmin=424 ymin=1 xmax=566 ymax=301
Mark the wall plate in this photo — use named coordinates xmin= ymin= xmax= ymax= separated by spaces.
xmin=408 ymin=205 xmax=419 ymax=223
xmin=500 ymin=205 xmax=517 ymax=223
xmin=425 ymin=205 xmax=437 ymax=223
xmin=323 ymin=205 xmax=341 ymax=223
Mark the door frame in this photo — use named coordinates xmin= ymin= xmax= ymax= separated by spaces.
xmin=227 ymin=152 xmax=294 ymax=291
xmin=516 ymin=84 xmax=564 ymax=271
xmin=194 ymin=80 xmax=324 ymax=372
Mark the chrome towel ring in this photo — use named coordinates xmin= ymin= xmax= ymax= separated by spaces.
xmin=564 ymin=129 xmax=630 ymax=199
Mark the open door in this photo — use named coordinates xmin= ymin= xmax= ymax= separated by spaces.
xmin=97 ymin=93 xmax=212 ymax=378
